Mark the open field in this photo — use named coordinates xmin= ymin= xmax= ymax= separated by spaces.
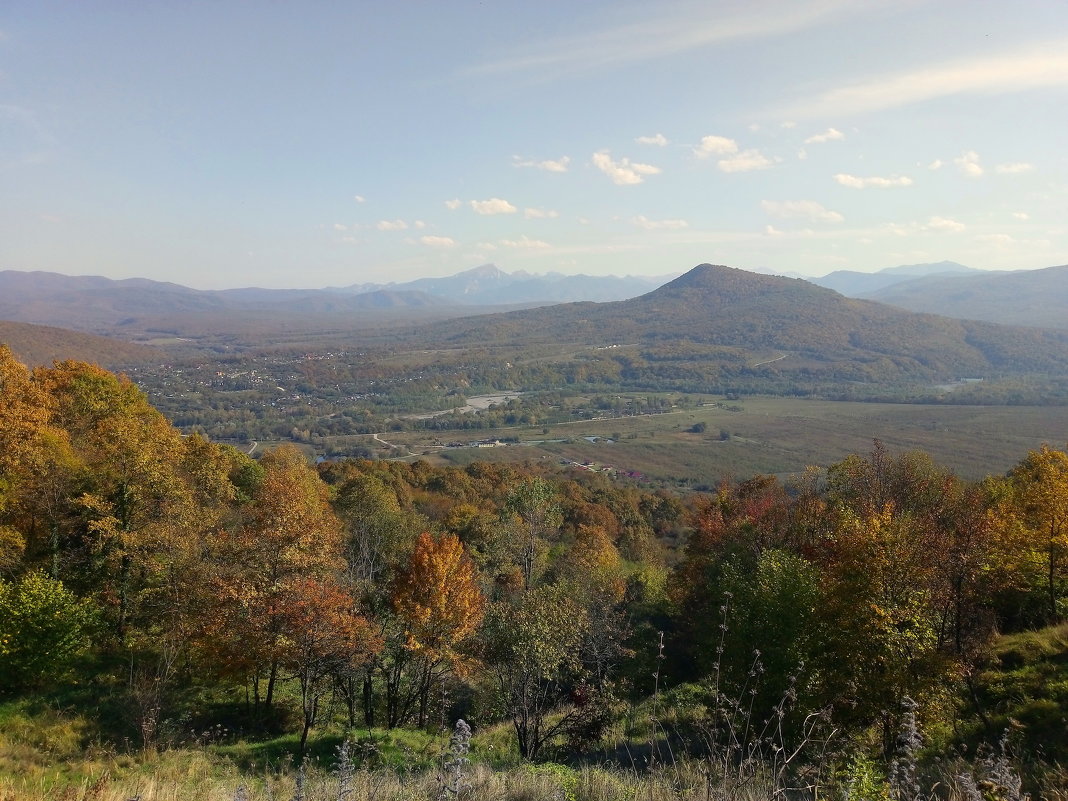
xmin=353 ymin=396 xmax=1068 ymax=485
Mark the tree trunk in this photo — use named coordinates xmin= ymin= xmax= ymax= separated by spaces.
xmin=363 ymin=671 xmax=375 ymax=729
xmin=265 ymin=658 xmax=279 ymax=712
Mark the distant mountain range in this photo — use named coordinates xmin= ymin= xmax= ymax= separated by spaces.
xmin=330 ymin=263 xmax=671 ymax=304
xmin=2 ymin=261 xmax=1067 ymax=374
xmin=859 ymin=265 xmax=1068 ymax=330
xmin=807 ymin=261 xmax=1068 ymax=330
xmin=809 ymin=261 xmax=982 ymax=296
xmin=0 ymin=265 xmax=671 ymax=340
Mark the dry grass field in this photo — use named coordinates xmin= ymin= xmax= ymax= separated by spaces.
xmin=362 ymin=396 xmax=1068 ymax=484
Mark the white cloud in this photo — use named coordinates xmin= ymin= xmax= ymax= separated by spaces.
xmin=803 ymin=127 xmax=844 ymax=144
xmin=524 ymin=207 xmax=560 ymax=219
xmin=761 ymin=200 xmax=844 ymax=223
xmin=635 ymin=133 xmax=669 ymax=146
xmin=333 ymin=223 xmax=349 ymax=231
xmin=718 ymin=149 xmax=773 ymax=173
xmin=631 ymin=215 xmax=689 ymax=230
xmin=500 ymin=235 xmax=550 ymax=249
xmin=928 ymin=159 xmax=943 ymax=170
xmin=513 ymin=155 xmax=571 ymax=172
xmin=834 ymin=173 xmax=913 ymax=188
xmin=444 ymin=198 xmax=462 ymax=210
xmin=591 ymin=150 xmax=661 ymax=185
xmin=926 ymin=216 xmax=966 ymax=232
xmin=413 ymin=220 xmax=426 ymax=229
xmin=376 ymin=219 xmax=408 ymax=231
xmin=977 ymin=233 xmax=1015 ymax=246
xmin=765 ymin=225 xmax=784 ymax=237
xmin=353 ymin=195 xmax=366 ymax=203
xmin=694 ymin=135 xmax=738 ymax=158
xmin=996 ymin=162 xmax=1034 ymax=174
xmin=475 ymin=242 xmax=498 ymax=252
xmin=470 ymin=197 xmax=518 ymax=215
xmin=779 ymin=38 xmax=1068 ymax=117
xmin=420 ymin=235 xmax=457 ymax=248
xmin=1012 ymin=211 xmax=1030 ymax=220
xmin=954 ymin=150 xmax=983 ymax=178
xmin=780 ymin=121 xmax=797 ymax=129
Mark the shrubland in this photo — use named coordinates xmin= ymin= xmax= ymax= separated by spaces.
xmin=1 ymin=344 xmax=1067 ymax=799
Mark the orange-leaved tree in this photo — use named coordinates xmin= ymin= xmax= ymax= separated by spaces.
xmin=277 ymin=577 xmax=381 ymax=753
xmin=206 ymin=444 xmax=346 ymax=713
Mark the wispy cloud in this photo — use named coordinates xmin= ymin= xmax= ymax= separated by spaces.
xmin=926 ymin=216 xmax=966 ymax=232
xmin=513 ymin=155 xmax=571 ymax=172
xmin=779 ymin=38 xmax=1068 ymax=117
xmin=353 ymin=195 xmax=366 ymax=203
xmin=524 ymin=207 xmax=560 ymax=219
xmin=500 ymin=235 xmax=550 ymax=249
xmin=635 ymin=133 xmax=669 ymax=146
xmin=834 ymin=173 xmax=913 ymax=188
xmin=803 ymin=127 xmax=845 ymax=145
xmin=461 ymin=1 xmax=866 ymax=80
xmin=996 ymin=162 xmax=1034 ymax=174
xmin=591 ymin=151 xmax=661 ymax=185
xmin=954 ymin=150 xmax=983 ymax=178
xmin=718 ymin=150 xmax=773 ymax=173
xmin=470 ymin=197 xmax=518 ymax=215
xmin=444 ymin=198 xmax=462 ymax=210
xmin=420 ymin=235 xmax=457 ymax=248
xmin=761 ymin=200 xmax=843 ymax=223
xmin=376 ymin=219 xmax=409 ymax=231
xmin=631 ymin=215 xmax=689 ymax=230
xmin=694 ymin=135 xmax=738 ymax=158
xmin=977 ymin=233 xmax=1015 ymax=246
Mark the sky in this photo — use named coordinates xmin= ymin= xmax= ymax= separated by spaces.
xmin=1 ymin=1 xmax=1067 ymax=289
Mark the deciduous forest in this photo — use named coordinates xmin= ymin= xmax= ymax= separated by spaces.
xmin=1 ymin=345 xmax=1066 ymax=800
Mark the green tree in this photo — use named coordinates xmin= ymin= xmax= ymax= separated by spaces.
xmin=504 ymin=477 xmax=562 ymax=591
xmin=0 ymin=571 xmax=98 ymax=691
xmin=483 ymin=584 xmax=589 ymax=759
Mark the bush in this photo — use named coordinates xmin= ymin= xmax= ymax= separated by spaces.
xmin=0 ymin=572 xmax=98 ymax=692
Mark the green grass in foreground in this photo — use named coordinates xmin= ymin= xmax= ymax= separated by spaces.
xmin=963 ymin=621 xmax=1068 ymax=762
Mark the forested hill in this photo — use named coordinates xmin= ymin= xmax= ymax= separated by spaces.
xmin=425 ymin=264 xmax=1068 ymax=379
xmin=0 ymin=319 xmax=161 ymax=368
xmin=863 ymin=263 xmax=1068 ymax=330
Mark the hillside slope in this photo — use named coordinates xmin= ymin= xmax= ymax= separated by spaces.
xmin=0 ymin=320 xmax=162 ymax=367
xmin=863 ymin=264 xmax=1068 ymax=329
xmin=425 ymin=264 xmax=1068 ymax=381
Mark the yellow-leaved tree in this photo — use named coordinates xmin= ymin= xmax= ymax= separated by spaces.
xmin=391 ymin=531 xmax=485 ymax=727
xmin=1007 ymin=444 xmax=1068 ymax=622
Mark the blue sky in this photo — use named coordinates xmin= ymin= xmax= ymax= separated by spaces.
xmin=2 ymin=1 xmax=1066 ymax=289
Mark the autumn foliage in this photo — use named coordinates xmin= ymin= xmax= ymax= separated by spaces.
xmin=3 ymin=348 xmax=1068 ymax=767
